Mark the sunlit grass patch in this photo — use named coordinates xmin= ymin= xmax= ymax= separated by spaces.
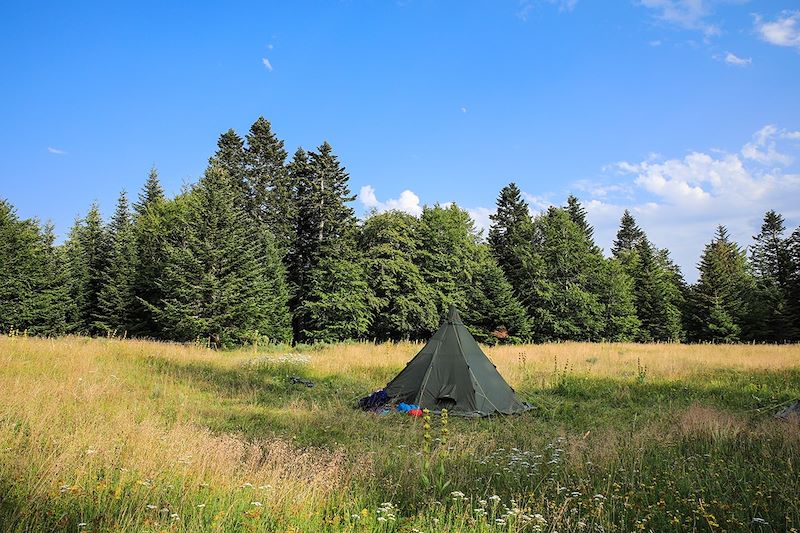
xmin=1 ymin=336 xmax=799 ymax=531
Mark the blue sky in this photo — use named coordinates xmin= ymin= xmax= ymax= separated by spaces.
xmin=2 ymin=1 xmax=799 ymax=280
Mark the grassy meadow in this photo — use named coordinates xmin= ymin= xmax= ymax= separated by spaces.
xmin=1 ymin=336 xmax=799 ymax=532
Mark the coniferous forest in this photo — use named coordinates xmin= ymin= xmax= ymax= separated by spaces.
xmin=3 ymin=117 xmax=800 ymax=347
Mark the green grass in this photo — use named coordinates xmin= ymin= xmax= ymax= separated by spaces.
xmin=1 ymin=337 xmax=799 ymax=531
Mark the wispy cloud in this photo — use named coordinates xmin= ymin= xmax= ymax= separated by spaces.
xmin=517 ymin=0 xmax=577 ymax=22
xmin=754 ymin=10 xmax=800 ymax=49
xmin=639 ymin=0 xmax=721 ymax=37
xmin=47 ymin=147 xmax=67 ymax=155
xmin=261 ymin=57 xmax=273 ymax=71
xmin=722 ymin=51 xmax=751 ymax=66
xmin=460 ymin=106 xmax=468 ymax=113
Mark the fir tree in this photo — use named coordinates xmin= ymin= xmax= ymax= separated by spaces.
xmin=786 ymin=226 xmax=800 ymax=340
xmin=61 ymin=203 xmax=110 ymax=334
xmin=612 ymin=210 xmax=645 ymax=260
xmin=599 ymin=258 xmax=641 ymax=341
xmin=289 ymin=142 xmax=370 ymax=342
xmin=130 ymin=168 xmax=167 ymax=337
xmin=417 ymin=204 xmax=480 ymax=316
xmin=464 ymin=248 xmax=531 ymax=343
xmin=632 ymin=239 xmax=683 ymax=342
xmin=244 ymin=117 xmax=294 ymax=253
xmin=519 ymin=207 xmax=606 ymax=341
xmin=211 ymin=129 xmax=247 ymax=205
xmin=153 ymin=164 xmax=291 ymax=347
xmin=96 ymin=191 xmax=137 ymax=335
xmin=687 ymin=226 xmax=751 ymax=342
xmin=0 ymin=200 xmax=68 ymax=334
xmin=488 ymin=183 xmax=534 ymax=292
xmin=565 ymin=194 xmax=595 ymax=244
xmin=748 ymin=210 xmax=792 ymax=341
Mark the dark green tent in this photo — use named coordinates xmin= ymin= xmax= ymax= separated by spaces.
xmin=384 ymin=305 xmax=531 ymax=417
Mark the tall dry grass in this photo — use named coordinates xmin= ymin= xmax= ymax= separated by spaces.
xmin=0 ymin=336 xmax=348 ymax=531
xmin=301 ymin=340 xmax=800 ymax=386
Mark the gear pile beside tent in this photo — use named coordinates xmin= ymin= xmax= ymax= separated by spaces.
xmin=359 ymin=305 xmax=531 ymax=417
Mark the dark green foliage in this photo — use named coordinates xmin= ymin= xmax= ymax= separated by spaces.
xmin=464 ymin=249 xmax=531 ymax=344
xmin=130 ymin=168 xmax=167 ymax=337
xmin=95 ymin=191 xmax=137 ymax=335
xmin=360 ymin=211 xmax=439 ymax=341
xmin=5 ymin=115 xmax=798 ymax=346
xmin=632 ymin=240 xmax=683 ymax=342
xmin=599 ymin=258 xmax=641 ymax=341
xmin=244 ymin=117 xmax=295 ymax=253
xmin=687 ymin=226 xmax=752 ymax=343
xmin=211 ymin=129 xmax=248 ymax=206
xmin=565 ymin=194 xmax=595 ymax=245
xmin=416 ymin=204 xmax=479 ymax=315
xmin=612 ymin=209 xmax=645 ymax=261
xmin=417 ymin=204 xmax=530 ymax=342
xmin=521 ymin=207 xmax=606 ymax=341
xmin=152 ymin=164 xmax=291 ymax=347
xmin=787 ymin=227 xmax=800 ymax=340
xmin=288 ymin=143 xmax=371 ymax=342
xmin=0 ymin=200 xmax=68 ymax=334
xmin=488 ymin=183 xmax=534 ymax=293
xmin=748 ymin=210 xmax=793 ymax=342
xmin=61 ymin=203 xmax=110 ymax=335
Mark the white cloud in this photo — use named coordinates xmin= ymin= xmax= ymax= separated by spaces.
xmin=594 ymin=124 xmax=800 ymax=280
xmin=359 ymin=185 xmax=423 ymax=216
xmin=649 ymin=39 xmax=663 ymax=46
xmin=723 ymin=51 xmax=751 ymax=66
xmin=741 ymin=125 xmax=794 ymax=166
xmin=261 ymin=57 xmax=273 ymax=71
xmin=359 ymin=185 xmax=496 ymax=235
xmin=460 ymin=106 xmax=468 ymax=113
xmin=467 ymin=207 xmax=494 ymax=235
xmin=47 ymin=147 xmax=67 ymax=155
xmin=755 ymin=10 xmax=800 ymax=49
xmin=640 ymin=0 xmax=721 ymax=37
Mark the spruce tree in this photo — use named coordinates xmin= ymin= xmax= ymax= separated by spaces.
xmin=565 ymin=194 xmax=596 ymax=244
xmin=0 ymin=200 xmax=68 ymax=334
xmin=418 ymin=204 xmax=530 ymax=342
xmin=360 ymin=211 xmax=439 ymax=341
xmin=599 ymin=258 xmax=641 ymax=341
xmin=632 ymin=239 xmax=683 ymax=341
xmin=612 ymin=210 xmax=645 ymax=260
xmin=417 ymin=204 xmax=479 ymax=315
xmin=96 ymin=191 xmax=137 ymax=335
xmin=61 ymin=203 xmax=110 ymax=334
xmin=153 ymin=164 xmax=291 ymax=347
xmin=244 ymin=117 xmax=294 ymax=253
xmin=464 ymin=248 xmax=531 ymax=343
xmin=786 ymin=226 xmax=800 ymax=340
xmin=211 ymin=129 xmax=247 ymax=205
xmin=289 ymin=142 xmax=372 ymax=342
xmin=687 ymin=226 xmax=751 ymax=342
xmin=130 ymin=167 xmax=167 ymax=337
xmin=488 ymin=183 xmax=534 ymax=292
xmin=748 ymin=210 xmax=792 ymax=341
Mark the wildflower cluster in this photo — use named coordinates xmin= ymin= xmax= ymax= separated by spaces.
xmin=376 ymin=502 xmax=398 ymax=523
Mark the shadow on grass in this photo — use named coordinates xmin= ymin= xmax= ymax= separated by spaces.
xmin=138 ymin=354 xmax=800 ymax=447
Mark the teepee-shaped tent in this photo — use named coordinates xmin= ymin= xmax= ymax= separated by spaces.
xmin=384 ymin=305 xmax=530 ymax=417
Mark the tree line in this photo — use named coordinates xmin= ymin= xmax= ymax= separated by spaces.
xmin=2 ymin=117 xmax=799 ymax=346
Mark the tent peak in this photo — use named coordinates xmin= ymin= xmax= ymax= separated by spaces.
xmin=447 ymin=304 xmax=461 ymax=323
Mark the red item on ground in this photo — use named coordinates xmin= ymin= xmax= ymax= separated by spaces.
xmin=408 ymin=409 xmax=423 ymax=417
